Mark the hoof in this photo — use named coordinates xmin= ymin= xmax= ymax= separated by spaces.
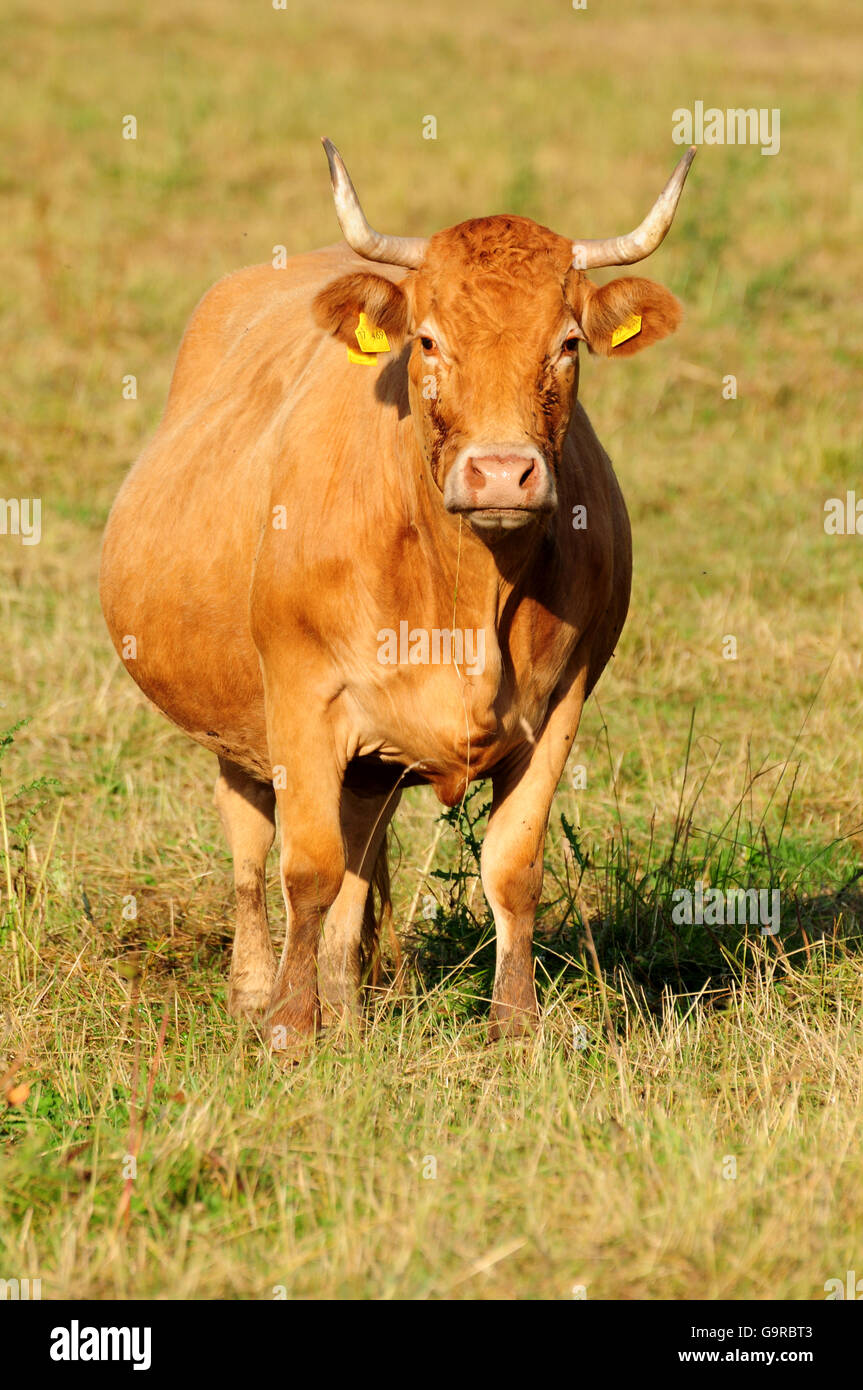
xmin=489 ymin=1003 xmax=539 ymax=1043
xmin=228 ymin=975 xmax=275 ymax=1019
xmin=266 ymin=987 xmax=320 ymax=1061
xmin=319 ymin=988 xmax=363 ymax=1033
xmin=267 ymin=1023 xmax=318 ymax=1064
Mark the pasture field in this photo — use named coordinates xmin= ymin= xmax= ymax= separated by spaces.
xmin=1 ymin=0 xmax=862 ymax=1301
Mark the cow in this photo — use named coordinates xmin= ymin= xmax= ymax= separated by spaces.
xmin=99 ymin=139 xmax=695 ymax=1054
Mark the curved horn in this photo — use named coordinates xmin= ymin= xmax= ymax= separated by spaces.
xmin=322 ymin=138 xmax=428 ymax=269
xmin=570 ymin=147 xmax=696 ymax=270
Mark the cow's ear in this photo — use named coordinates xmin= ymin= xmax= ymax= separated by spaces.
xmin=577 ymin=276 xmax=682 ymax=357
xmin=313 ymin=272 xmax=410 ymax=350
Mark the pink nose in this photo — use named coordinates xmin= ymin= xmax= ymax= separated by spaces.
xmin=464 ymin=454 xmax=540 ymax=506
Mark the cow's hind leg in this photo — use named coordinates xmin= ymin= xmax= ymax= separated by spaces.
xmin=214 ymin=757 xmax=277 ymax=1017
xmin=318 ymin=787 xmax=401 ymax=1028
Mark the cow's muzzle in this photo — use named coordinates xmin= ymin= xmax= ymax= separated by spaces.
xmin=444 ymin=444 xmax=557 ymax=532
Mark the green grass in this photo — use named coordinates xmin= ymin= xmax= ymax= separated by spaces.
xmin=1 ymin=0 xmax=862 ymax=1300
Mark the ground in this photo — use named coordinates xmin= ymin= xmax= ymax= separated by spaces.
xmin=0 ymin=0 xmax=861 ymax=1299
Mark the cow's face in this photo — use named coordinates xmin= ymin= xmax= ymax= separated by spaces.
xmin=405 ymin=219 xmax=579 ymax=534
xmin=314 ymin=215 xmax=682 ymax=539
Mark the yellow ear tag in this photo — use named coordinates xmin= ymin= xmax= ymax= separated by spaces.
xmin=354 ymin=312 xmax=390 ymax=354
xmin=611 ymin=312 xmax=642 ymax=348
xmin=346 ymin=346 xmax=379 ymax=365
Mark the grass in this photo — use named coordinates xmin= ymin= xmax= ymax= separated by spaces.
xmin=1 ymin=0 xmax=862 ymax=1299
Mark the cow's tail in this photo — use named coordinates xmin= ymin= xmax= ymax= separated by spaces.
xmin=360 ymin=830 xmax=401 ymax=989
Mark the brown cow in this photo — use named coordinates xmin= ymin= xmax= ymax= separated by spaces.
xmin=100 ymin=140 xmax=695 ymax=1053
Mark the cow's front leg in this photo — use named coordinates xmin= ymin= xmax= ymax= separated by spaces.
xmin=265 ymin=716 xmax=346 ymax=1057
xmin=482 ymin=670 xmax=590 ymax=1040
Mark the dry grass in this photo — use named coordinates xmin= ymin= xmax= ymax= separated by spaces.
xmin=1 ymin=0 xmax=862 ymax=1299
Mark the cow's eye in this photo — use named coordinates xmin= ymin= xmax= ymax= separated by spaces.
xmin=561 ymin=335 xmax=581 ymax=355
xmin=419 ymin=335 xmax=436 ymax=354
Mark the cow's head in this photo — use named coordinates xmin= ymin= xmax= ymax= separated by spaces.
xmin=314 ymin=140 xmax=695 ymax=539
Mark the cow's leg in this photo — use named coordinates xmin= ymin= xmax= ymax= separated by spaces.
xmin=482 ymin=669 xmax=590 ymax=1040
xmin=264 ymin=721 xmax=346 ymax=1055
xmin=213 ymin=757 xmax=277 ymax=1017
xmin=318 ymin=787 xmax=400 ymax=1027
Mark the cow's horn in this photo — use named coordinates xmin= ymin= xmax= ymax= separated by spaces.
xmin=570 ymin=147 xmax=696 ymax=270
xmin=322 ymin=138 xmax=428 ymax=269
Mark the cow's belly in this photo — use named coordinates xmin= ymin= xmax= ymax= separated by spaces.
xmin=336 ymin=668 xmax=555 ymax=805
xmin=101 ymin=514 xmax=272 ymax=778
xmin=113 ymin=608 xmax=271 ymax=779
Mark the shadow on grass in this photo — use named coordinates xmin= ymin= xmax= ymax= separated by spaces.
xmin=403 ymin=716 xmax=863 ymax=1023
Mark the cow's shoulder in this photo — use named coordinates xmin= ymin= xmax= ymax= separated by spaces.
xmin=164 ymin=246 xmax=409 ymax=418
